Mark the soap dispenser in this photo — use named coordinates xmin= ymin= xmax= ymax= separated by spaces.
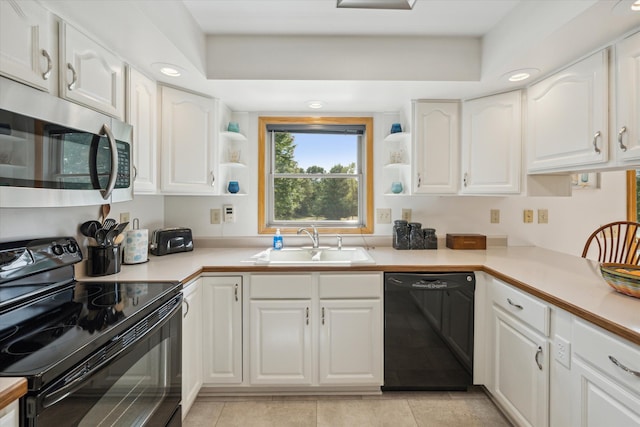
xmin=273 ymin=229 xmax=283 ymax=250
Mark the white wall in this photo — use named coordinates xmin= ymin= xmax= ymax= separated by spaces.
xmin=163 ymin=111 xmax=626 ymax=258
xmin=0 ymin=195 xmax=165 ymax=255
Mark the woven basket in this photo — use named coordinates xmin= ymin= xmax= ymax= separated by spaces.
xmin=600 ymin=263 xmax=640 ymax=298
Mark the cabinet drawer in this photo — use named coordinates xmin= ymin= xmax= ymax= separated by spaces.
xmin=250 ymin=274 xmax=312 ymax=299
xmin=573 ymin=319 xmax=640 ymax=395
xmin=491 ymin=278 xmax=549 ymax=336
xmin=319 ymin=273 xmax=381 ymax=299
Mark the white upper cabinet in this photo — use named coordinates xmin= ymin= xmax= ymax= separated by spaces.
xmin=527 ymin=50 xmax=609 ymax=173
xmin=160 ymin=86 xmax=218 ymax=195
xmin=461 ymin=91 xmax=522 ymax=194
xmin=127 ymin=68 xmax=158 ymax=194
xmin=614 ymin=31 xmax=640 ymax=164
xmin=59 ymin=23 xmax=125 ymax=119
xmin=0 ymin=0 xmax=54 ymax=93
xmin=412 ymin=101 xmax=459 ymax=194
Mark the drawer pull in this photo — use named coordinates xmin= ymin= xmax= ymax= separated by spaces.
xmin=305 ymin=307 xmax=309 ymax=325
xmin=618 ymin=126 xmax=628 ymax=152
xmin=609 ymin=355 xmax=640 ymax=378
xmin=234 ymin=284 xmax=239 ymax=302
xmin=322 ymin=307 xmax=325 ymax=325
xmin=592 ymin=131 xmax=601 ymax=154
xmin=41 ymin=49 xmax=52 ymax=80
xmin=183 ymin=299 xmax=190 ymax=318
xmin=535 ymin=346 xmax=543 ymax=370
xmin=507 ymin=298 xmax=524 ymax=310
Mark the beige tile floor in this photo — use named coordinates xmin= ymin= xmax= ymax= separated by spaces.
xmin=183 ymin=388 xmax=513 ymax=427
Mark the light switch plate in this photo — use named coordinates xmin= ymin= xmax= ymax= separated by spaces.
xmin=523 ymin=209 xmax=534 ymax=223
xmin=490 ymin=209 xmax=500 ymax=224
xmin=376 ymin=208 xmax=391 ymax=224
xmin=210 ymin=208 xmax=221 ymax=224
xmin=538 ymin=209 xmax=548 ymax=224
xmin=223 ymin=205 xmax=235 ymax=223
xmin=401 ymin=208 xmax=412 ymax=222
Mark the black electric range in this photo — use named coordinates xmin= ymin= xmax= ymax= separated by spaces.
xmin=0 ymin=237 xmax=183 ymax=427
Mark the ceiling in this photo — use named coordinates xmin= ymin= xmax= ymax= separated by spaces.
xmin=41 ymin=0 xmax=640 ymax=113
xmin=182 ymin=0 xmax=520 ymax=36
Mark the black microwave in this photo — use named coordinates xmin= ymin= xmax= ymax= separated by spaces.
xmin=0 ymin=77 xmax=132 ymax=207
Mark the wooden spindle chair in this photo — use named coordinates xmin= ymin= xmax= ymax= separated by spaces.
xmin=581 ymin=221 xmax=640 ymax=264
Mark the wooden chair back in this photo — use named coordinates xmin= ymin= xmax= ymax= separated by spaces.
xmin=581 ymin=221 xmax=640 ymax=264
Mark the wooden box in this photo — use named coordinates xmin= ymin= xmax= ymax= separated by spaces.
xmin=446 ymin=233 xmax=487 ymax=250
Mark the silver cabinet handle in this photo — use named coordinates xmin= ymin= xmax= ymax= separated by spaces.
xmin=592 ymin=131 xmax=601 ymax=154
xmin=535 ymin=346 xmax=543 ymax=370
xmin=183 ymin=299 xmax=190 ymax=318
xmin=618 ymin=126 xmax=628 ymax=152
xmin=100 ymin=123 xmax=118 ymax=200
xmin=210 ymin=172 xmax=215 ymax=187
xmin=305 ymin=307 xmax=309 ymax=325
xmin=463 ymin=172 xmax=468 ymax=187
xmin=322 ymin=307 xmax=325 ymax=325
xmin=67 ymin=63 xmax=77 ymax=90
xmin=609 ymin=355 xmax=640 ymax=378
xmin=132 ymin=165 xmax=138 ymax=181
xmin=507 ymin=298 xmax=523 ymax=310
xmin=41 ymin=49 xmax=52 ymax=80
xmin=234 ymin=283 xmax=239 ymax=302
xmin=417 ymin=173 xmax=421 ymax=188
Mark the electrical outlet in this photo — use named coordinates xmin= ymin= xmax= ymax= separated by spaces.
xmin=210 ymin=208 xmax=221 ymax=224
xmin=119 ymin=212 xmax=130 ymax=226
xmin=490 ymin=209 xmax=500 ymax=224
xmin=538 ymin=209 xmax=549 ymax=224
xmin=401 ymin=208 xmax=412 ymax=222
xmin=376 ymin=208 xmax=391 ymax=224
xmin=223 ymin=204 xmax=235 ymax=223
xmin=523 ymin=209 xmax=534 ymax=223
xmin=554 ymin=335 xmax=571 ymax=369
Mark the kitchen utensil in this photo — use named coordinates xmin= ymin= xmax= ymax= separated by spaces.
xmin=95 ymin=228 xmax=108 ymax=246
xmin=101 ymin=204 xmax=111 ymax=222
xmin=114 ymin=233 xmax=125 ymax=245
xmin=102 ymin=218 xmax=116 ymax=230
xmin=80 ymin=220 xmax=101 ymax=238
xmin=106 ymin=222 xmax=129 ymax=245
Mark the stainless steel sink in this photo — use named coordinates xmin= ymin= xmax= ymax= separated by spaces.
xmin=251 ymin=247 xmax=375 ymax=265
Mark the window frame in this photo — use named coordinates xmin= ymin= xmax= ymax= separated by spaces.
xmin=258 ymin=116 xmax=374 ymax=235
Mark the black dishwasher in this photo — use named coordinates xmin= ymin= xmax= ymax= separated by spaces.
xmin=383 ymin=272 xmax=475 ymax=391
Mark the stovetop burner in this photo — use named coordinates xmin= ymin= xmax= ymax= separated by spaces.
xmin=5 ymin=325 xmax=81 ymax=356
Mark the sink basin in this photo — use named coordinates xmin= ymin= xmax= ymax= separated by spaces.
xmin=252 ymin=247 xmax=375 ymax=266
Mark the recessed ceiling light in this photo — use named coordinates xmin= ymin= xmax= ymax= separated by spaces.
xmin=632 ymin=0 xmax=640 ymax=11
xmin=612 ymin=0 xmax=640 ymax=14
xmin=502 ymin=68 xmax=540 ymax=83
xmin=151 ymin=62 xmax=184 ymax=78
xmin=307 ymin=101 xmax=324 ymax=109
xmin=337 ymin=0 xmax=416 ymax=10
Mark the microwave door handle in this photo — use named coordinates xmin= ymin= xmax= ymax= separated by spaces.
xmin=100 ymin=123 xmax=118 ymax=200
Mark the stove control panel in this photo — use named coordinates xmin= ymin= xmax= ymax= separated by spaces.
xmin=0 ymin=237 xmax=82 ymax=284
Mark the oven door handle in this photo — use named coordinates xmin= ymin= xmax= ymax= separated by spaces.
xmin=41 ymin=296 xmax=182 ymax=409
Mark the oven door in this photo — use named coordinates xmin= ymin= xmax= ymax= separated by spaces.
xmin=24 ymin=297 xmax=182 ymax=427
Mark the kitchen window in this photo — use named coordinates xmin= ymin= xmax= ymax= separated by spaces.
xmin=258 ymin=117 xmax=373 ymax=234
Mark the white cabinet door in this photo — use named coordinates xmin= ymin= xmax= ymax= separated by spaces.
xmin=160 ymin=86 xmax=218 ymax=194
xmin=0 ymin=0 xmax=54 ymax=92
xmin=412 ymin=101 xmax=459 ymax=194
xmin=0 ymin=400 xmax=18 ymax=427
xmin=250 ymin=300 xmax=312 ymax=385
xmin=527 ymin=50 xmax=608 ymax=173
xmin=492 ymin=306 xmax=549 ymax=427
xmin=461 ymin=91 xmax=521 ymax=194
xmin=202 ymin=276 xmax=243 ymax=385
xmin=614 ymin=31 xmax=640 ymax=164
xmin=59 ymin=23 xmax=125 ymax=119
xmin=182 ymin=279 xmax=203 ymax=417
xmin=127 ymin=68 xmax=158 ymax=194
xmin=318 ymin=299 xmax=382 ymax=385
xmin=570 ymin=358 xmax=640 ymax=427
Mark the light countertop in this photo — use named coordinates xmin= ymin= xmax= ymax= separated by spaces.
xmin=75 ymin=245 xmax=640 ymax=346
xmin=0 ymin=377 xmax=26 ymax=411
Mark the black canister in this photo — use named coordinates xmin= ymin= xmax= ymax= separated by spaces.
xmin=393 ymin=220 xmax=410 ymax=249
xmin=423 ymin=228 xmax=438 ymax=249
xmin=86 ymin=245 xmax=121 ymax=276
xmin=409 ymin=222 xmax=424 ymax=249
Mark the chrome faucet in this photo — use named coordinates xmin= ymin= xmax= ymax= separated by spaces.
xmin=297 ymin=225 xmax=320 ymax=248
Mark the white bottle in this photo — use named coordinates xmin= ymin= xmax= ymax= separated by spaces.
xmin=273 ymin=228 xmax=283 ymax=250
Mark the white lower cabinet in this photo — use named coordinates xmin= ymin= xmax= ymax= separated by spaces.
xmin=487 ymin=278 xmax=550 ymax=427
xmin=569 ymin=319 xmax=640 ymax=427
xmin=0 ymin=400 xmax=18 ymax=427
xmin=250 ymin=299 xmax=312 ymax=385
xmin=181 ymin=278 xmax=203 ymax=418
xmin=202 ymin=276 xmax=243 ymax=385
xmin=249 ymin=272 xmax=383 ymax=388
